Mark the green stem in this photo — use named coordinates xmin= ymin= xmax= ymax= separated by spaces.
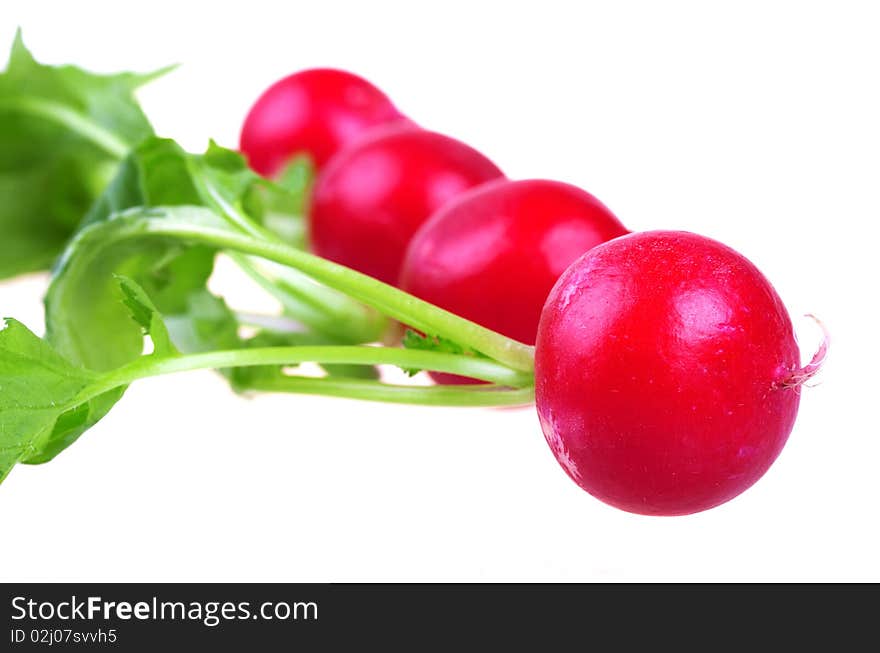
xmin=83 ymin=345 xmax=533 ymax=403
xmin=248 ymin=376 xmax=535 ymax=407
xmin=191 ymin=163 xmax=385 ymax=343
xmin=146 ymin=220 xmax=536 ymax=373
xmin=230 ymin=253 xmax=386 ymax=343
xmin=0 ymin=96 xmax=130 ymax=158
xmin=187 ymin=158 xmax=270 ymax=239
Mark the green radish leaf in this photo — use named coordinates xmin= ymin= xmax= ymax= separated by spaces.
xmin=33 ymin=274 xmax=186 ymax=463
xmin=274 ymin=156 xmax=313 ymax=214
xmin=44 ymin=136 xmax=281 ymax=372
xmin=81 ymin=137 xmax=267 ymax=233
xmin=197 ymin=140 xmax=312 ymax=248
xmin=198 ymin=145 xmax=313 ymax=247
xmin=0 ymin=29 xmax=170 ymax=278
xmin=88 ymin=136 xmax=307 ymax=246
xmin=160 ymin=288 xmax=261 ymax=386
xmin=51 ymin=136 xmax=375 ymax=371
xmin=80 ymin=137 xmax=202 ymax=229
xmin=163 ymin=288 xmax=241 ymax=355
xmin=115 ymin=275 xmax=179 ymax=358
xmin=1 ymin=275 xmax=206 ymax=478
xmin=45 ymin=205 xmax=231 ymax=371
xmin=0 ymin=317 xmax=107 ymax=479
xmin=253 ymin=155 xmax=314 ymax=248
xmin=43 ymin=135 xmax=336 ymax=379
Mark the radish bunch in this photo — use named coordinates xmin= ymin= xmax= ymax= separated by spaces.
xmin=237 ymin=69 xmax=823 ymax=516
xmin=0 ymin=38 xmax=822 ymax=517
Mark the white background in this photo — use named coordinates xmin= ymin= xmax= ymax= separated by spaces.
xmin=1 ymin=0 xmax=877 ymax=582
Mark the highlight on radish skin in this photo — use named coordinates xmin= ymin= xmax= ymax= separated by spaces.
xmin=534 ymin=230 xmax=825 ymax=516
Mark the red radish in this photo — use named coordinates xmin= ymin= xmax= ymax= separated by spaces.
xmin=309 ymin=125 xmax=504 ymax=285
xmin=240 ymin=68 xmax=407 ymax=176
xmin=535 ymin=231 xmax=820 ymax=516
xmin=400 ymin=179 xmax=628 ymax=383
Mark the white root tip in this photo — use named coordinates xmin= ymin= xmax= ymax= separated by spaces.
xmin=779 ymin=313 xmax=829 ymax=389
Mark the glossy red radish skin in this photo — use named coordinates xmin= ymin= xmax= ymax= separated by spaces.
xmin=240 ymin=68 xmax=407 ymax=176
xmin=401 ymin=179 xmax=628 ymax=383
xmin=535 ymin=231 xmax=803 ymax=516
xmin=309 ymin=126 xmax=504 ymax=285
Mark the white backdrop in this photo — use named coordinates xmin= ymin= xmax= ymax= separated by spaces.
xmin=0 ymin=0 xmax=877 ymax=581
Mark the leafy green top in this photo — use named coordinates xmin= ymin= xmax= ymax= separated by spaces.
xmin=0 ymin=275 xmax=185 ymax=481
xmin=0 ymin=30 xmax=170 ymax=278
xmin=0 ymin=33 xmax=534 ymax=489
xmin=0 ymin=317 xmax=99 ymax=481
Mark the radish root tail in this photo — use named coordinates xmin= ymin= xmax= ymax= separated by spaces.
xmin=779 ymin=313 xmax=829 ymax=390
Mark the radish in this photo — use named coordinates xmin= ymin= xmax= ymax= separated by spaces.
xmin=309 ymin=125 xmax=504 ymax=285
xmin=400 ymin=178 xmax=628 ymax=383
xmin=535 ymin=230 xmax=822 ymax=516
xmin=239 ymin=68 xmax=407 ymax=176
